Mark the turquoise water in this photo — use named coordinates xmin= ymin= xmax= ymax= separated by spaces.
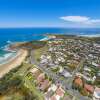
xmin=0 ymin=27 xmax=100 ymax=59
xmin=0 ymin=50 xmax=10 ymax=56
xmin=0 ymin=51 xmax=16 ymax=65
xmin=0 ymin=28 xmax=100 ymax=48
xmin=0 ymin=49 xmax=17 ymax=64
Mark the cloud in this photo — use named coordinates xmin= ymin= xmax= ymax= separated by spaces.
xmin=90 ymin=19 xmax=100 ymax=23
xmin=60 ymin=16 xmax=100 ymax=25
xmin=60 ymin=16 xmax=89 ymax=23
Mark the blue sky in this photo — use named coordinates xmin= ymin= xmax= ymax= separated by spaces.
xmin=0 ymin=0 xmax=100 ymax=28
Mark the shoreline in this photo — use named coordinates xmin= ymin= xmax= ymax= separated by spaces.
xmin=0 ymin=52 xmax=17 ymax=65
xmin=45 ymin=33 xmax=100 ymax=38
xmin=0 ymin=49 xmax=28 ymax=78
xmin=40 ymin=36 xmax=50 ymax=41
xmin=0 ymin=33 xmax=99 ymax=78
xmin=78 ymin=34 xmax=100 ymax=37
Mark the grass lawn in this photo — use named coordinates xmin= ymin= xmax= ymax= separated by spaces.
xmin=33 ymin=46 xmax=48 ymax=63
xmin=0 ymin=57 xmax=45 ymax=100
xmin=24 ymin=76 xmax=44 ymax=100
xmin=14 ymin=63 xmax=44 ymax=99
xmin=0 ymin=88 xmax=25 ymax=100
xmin=60 ymin=76 xmax=66 ymax=80
xmin=15 ymin=63 xmax=32 ymax=77
xmin=51 ymin=67 xmax=60 ymax=73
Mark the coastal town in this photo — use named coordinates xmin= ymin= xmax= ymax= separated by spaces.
xmin=0 ymin=35 xmax=100 ymax=100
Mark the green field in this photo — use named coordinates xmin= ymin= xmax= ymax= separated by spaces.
xmin=0 ymin=63 xmax=44 ymax=100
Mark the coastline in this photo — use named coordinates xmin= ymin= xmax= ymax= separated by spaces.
xmin=40 ymin=36 xmax=50 ymax=41
xmin=0 ymin=33 xmax=99 ymax=78
xmin=0 ymin=52 xmax=17 ymax=65
xmin=78 ymin=34 xmax=100 ymax=37
xmin=0 ymin=49 xmax=28 ymax=78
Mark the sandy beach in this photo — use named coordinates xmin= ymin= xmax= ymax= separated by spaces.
xmin=0 ymin=49 xmax=28 ymax=78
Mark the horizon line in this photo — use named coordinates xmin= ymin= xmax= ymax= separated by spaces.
xmin=0 ymin=27 xmax=100 ymax=29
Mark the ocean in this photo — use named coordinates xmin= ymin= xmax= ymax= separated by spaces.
xmin=0 ymin=27 xmax=100 ymax=62
xmin=0 ymin=28 xmax=100 ymax=48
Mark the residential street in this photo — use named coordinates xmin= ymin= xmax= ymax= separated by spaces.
xmin=30 ymin=50 xmax=91 ymax=100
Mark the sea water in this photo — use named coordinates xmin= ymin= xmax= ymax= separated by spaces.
xmin=0 ymin=28 xmax=100 ymax=64
xmin=0 ymin=49 xmax=17 ymax=65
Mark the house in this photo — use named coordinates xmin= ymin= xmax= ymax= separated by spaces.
xmin=40 ymin=55 xmax=46 ymax=59
xmin=45 ymin=90 xmax=54 ymax=100
xmin=30 ymin=68 xmax=38 ymax=74
xmin=97 ymin=71 xmax=100 ymax=77
xmin=93 ymin=87 xmax=100 ymax=100
xmin=57 ymin=57 xmax=65 ymax=62
xmin=96 ymin=72 xmax=100 ymax=84
xmin=40 ymin=79 xmax=51 ymax=91
xmin=94 ymin=43 xmax=100 ymax=49
xmin=84 ymin=84 xmax=94 ymax=94
xmin=92 ymin=62 xmax=99 ymax=67
xmin=59 ymin=67 xmax=64 ymax=73
xmin=45 ymin=84 xmax=59 ymax=100
xmin=40 ymin=58 xmax=48 ymax=64
xmin=48 ymin=84 xmax=57 ymax=92
xmin=74 ymin=76 xmax=83 ymax=88
xmin=83 ymin=67 xmax=91 ymax=72
xmin=46 ymin=85 xmax=65 ymax=100
xmin=76 ymin=72 xmax=95 ymax=82
xmin=37 ymin=73 xmax=45 ymax=83
xmin=30 ymin=68 xmax=41 ymax=78
xmin=63 ymin=95 xmax=73 ymax=100
xmin=50 ymin=86 xmax=65 ymax=100
xmin=56 ymin=86 xmax=65 ymax=97
xmin=50 ymin=95 xmax=60 ymax=100
xmin=60 ymin=70 xmax=72 ymax=78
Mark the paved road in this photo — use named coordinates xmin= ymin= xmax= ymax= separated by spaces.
xmin=30 ymin=50 xmax=91 ymax=100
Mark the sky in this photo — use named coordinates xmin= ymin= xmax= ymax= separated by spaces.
xmin=0 ymin=0 xmax=100 ymax=28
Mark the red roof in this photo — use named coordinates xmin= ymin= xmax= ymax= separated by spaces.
xmin=37 ymin=73 xmax=45 ymax=83
xmin=40 ymin=79 xmax=50 ymax=91
xmin=56 ymin=87 xmax=65 ymax=97
xmin=84 ymin=84 xmax=94 ymax=93
xmin=74 ymin=77 xmax=83 ymax=87
xmin=50 ymin=95 xmax=57 ymax=100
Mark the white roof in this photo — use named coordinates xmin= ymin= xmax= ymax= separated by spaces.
xmin=92 ymin=62 xmax=99 ymax=67
xmin=94 ymin=87 xmax=100 ymax=99
xmin=59 ymin=67 xmax=63 ymax=73
xmin=30 ymin=68 xmax=38 ymax=73
xmin=84 ymin=67 xmax=91 ymax=72
xmin=50 ymin=84 xmax=57 ymax=92
xmin=55 ymin=95 xmax=60 ymax=100
xmin=62 ymin=70 xmax=72 ymax=77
